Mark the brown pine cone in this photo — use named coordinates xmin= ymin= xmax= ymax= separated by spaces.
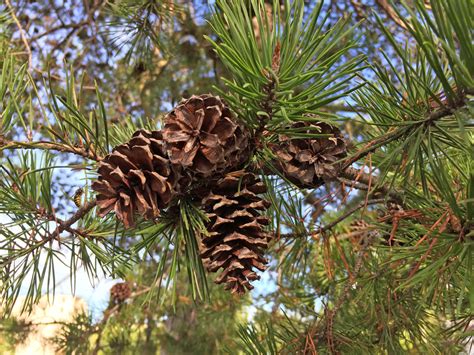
xmin=92 ymin=129 xmax=177 ymax=228
xmin=162 ymin=94 xmax=250 ymax=178
xmin=200 ymin=171 xmax=271 ymax=295
xmin=110 ymin=282 xmax=131 ymax=304
xmin=273 ymin=121 xmax=347 ymax=188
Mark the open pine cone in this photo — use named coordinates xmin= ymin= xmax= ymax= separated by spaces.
xmin=110 ymin=282 xmax=131 ymax=304
xmin=163 ymin=94 xmax=250 ymax=178
xmin=92 ymin=129 xmax=177 ymax=228
xmin=200 ymin=171 xmax=271 ymax=295
xmin=273 ymin=121 xmax=347 ymax=188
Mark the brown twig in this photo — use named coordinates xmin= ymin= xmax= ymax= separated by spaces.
xmin=325 ymin=231 xmax=374 ymax=349
xmin=324 ymin=103 xmax=367 ymax=113
xmin=254 ymin=42 xmax=280 ymax=141
xmin=340 ymin=166 xmax=403 ymax=203
xmin=304 ymin=226 xmax=376 ymax=353
xmin=0 ymin=200 xmax=97 ymax=270
xmin=375 ymin=0 xmax=408 ymax=30
xmin=341 ymin=92 xmax=469 ymax=171
xmin=0 ymin=139 xmax=101 ymax=161
xmin=407 ymin=212 xmax=450 ymax=278
xmin=5 ymin=0 xmax=32 ymax=69
xmin=316 ymin=198 xmax=386 ymax=235
xmin=92 ymin=303 xmax=120 ymax=355
xmin=91 ymin=281 xmax=163 ymax=353
xmin=341 ymin=127 xmax=410 ymax=171
xmin=350 ymin=0 xmax=365 ymax=21
xmin=282 ymin=198 xmax=386 ymax=239
xmin=337 ymin=177 xmax=371 ymax=191
xmin=29 ymin=21 xmax=89 ymax=42
xmin=50 ymin=200 xmax=97 ymax=239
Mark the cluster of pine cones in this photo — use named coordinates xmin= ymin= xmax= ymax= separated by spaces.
xmin=92 ymin=94 xmax=346 ymax=294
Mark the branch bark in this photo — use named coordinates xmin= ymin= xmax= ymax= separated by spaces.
xmin=282 ymin=198 xmax=386 ymax=239
xmin=254 ymin=42 xmax=280 ymax=141
xmin=375 ymin=0 xmax=408 ymax=30
xmin=340 ymin=166 xmax=403 ymax=203
xmin=50 ymin=200 xmax=97 ymax=239
xmin=0 ymin=140 xmax=101 ymax=161
xmin=341 ymin=92 xmax=469 ymax=171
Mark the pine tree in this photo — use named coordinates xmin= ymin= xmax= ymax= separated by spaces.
xmin=0 ymin=0 xmax=472 ymax=353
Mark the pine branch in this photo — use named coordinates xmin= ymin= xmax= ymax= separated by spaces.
xmin=337 ymin=177 xmax=372 ymax=192
xmin=319 ymin=198 xmax=386 ymax=234
xmin=340 ymin=167 xmax=403 ymax=203
xmin=341 ymin=92 xmax=470 ymax=171
xmin=323 ymin=104 xmax=367 ymax=113
xmin=31 ymin=0 xmax=103 ymax=40
xmin=349 ymin=0 xmax=365 ymax=21
xmin=252 ymin=160 xmax=404 ymax=205
xmin=92 ymin=303 xmax=120 ymax=355
xmin=254 ymin=42 xmax=280 ymax=140
xmin=0 ymin=139 xmax=102 ymax=161
xmin=49 ymin=199 xmax=97 ymax=240
xmin=91 ymin=282 xmax=163 ymax=354
xmin=0 ymin=320 xmax=71 ymax=330
xmin=29 ymin=21 xmax=90 ymax=42
xmin=281 ymin=198 xmax=386 ymax=239
xmin=0 ymin=200 xmax=97 ymax=270
xmin=340 ymin=127 xmax=409 ymax=171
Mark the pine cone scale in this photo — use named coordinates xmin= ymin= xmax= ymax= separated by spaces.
xmin=96 ymin=196 xmax=116 ymax=215
xmin=108 ymin=152 xmax=137 ymax=172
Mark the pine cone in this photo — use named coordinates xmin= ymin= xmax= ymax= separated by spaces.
xmin=273 ymin=121 xmax=347 ymax=188
xmin=163 ymin=94 xmax=250 ymax=178
xmin=92 ymin=129 xmax=177 ymax=228
xmin=200 ymin=171 xmax=271 ymax=295
xmin=110 ymin=282 xmax=131 ymax=304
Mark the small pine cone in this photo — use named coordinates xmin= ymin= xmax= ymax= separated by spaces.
xmin=163 ymin=94 xmax=250 ymax=178
xmin=200 ymin=171 xmax=271 ymax=295
xmin=92 ymin=129 xmax=177 ymax=228
xmin=110 ymin=282 xmax=131 ymax=304
xmin=273 ymin=121 xmax=347 ymax=188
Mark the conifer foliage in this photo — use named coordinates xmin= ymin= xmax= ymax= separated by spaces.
xmin=0 ymin=0 xmax=472 ymax=353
